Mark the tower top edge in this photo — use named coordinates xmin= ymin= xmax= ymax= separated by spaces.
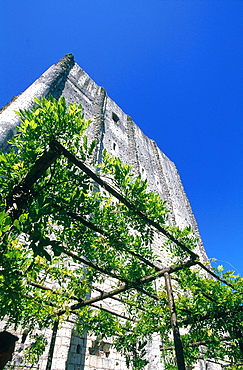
xmin=55 ymin=53 xmax=75 ymax=71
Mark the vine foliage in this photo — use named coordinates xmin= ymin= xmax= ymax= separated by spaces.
xmin=0 ymin=96 xmax=242 ymax=369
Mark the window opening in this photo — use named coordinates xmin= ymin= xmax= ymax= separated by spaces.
xmin=112 ymin=112 xmax=119 ymax=123
xmin=89 ymin=338 xmax=111 ymax=357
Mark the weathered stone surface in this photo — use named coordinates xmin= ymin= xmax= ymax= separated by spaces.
xmin=0 ymin=54 xmax=74 ymax=152
xmin=0 ymin=54 xmax=210 ymax=370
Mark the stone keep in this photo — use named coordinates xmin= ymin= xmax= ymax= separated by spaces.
xmin=0 ymin=54 xmax=209 ymax=370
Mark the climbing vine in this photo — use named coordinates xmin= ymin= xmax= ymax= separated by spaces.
xmin=0 ymin=96 xmax=242 ymax=369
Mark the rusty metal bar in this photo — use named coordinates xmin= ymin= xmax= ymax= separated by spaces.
xmin=161 ymin=337 xmax=232 ymax=350
xmin=45 ymin=319 xmax=59 ymax=370
xmin=66 ymin=209 xmax=162 ymax=271
xmin=164 ymin=272 xmax=185 ymax=370
xmin=6 ymin=146 xmax=61 ymax=220
xmin=55 ymin=259 xmax=196 ymax=316
xmin=52 ymin=140 xmax=241 ymax=291
xmin=87 ymin=304 xmax=136 ymax=322
xmin=51 ymin=139 xmax=199 ymax=261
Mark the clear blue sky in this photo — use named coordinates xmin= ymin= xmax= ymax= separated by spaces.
xmin=1 ymin=1 xmax=243 ymax=274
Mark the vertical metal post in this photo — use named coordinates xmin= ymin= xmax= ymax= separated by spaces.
xmin=45 ymin=320 xmax=59 ymax=370
xmin=164 ymin=272 xmax=186 ymax=370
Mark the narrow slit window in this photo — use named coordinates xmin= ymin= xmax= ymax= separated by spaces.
xmin=112 ymin=112 xmax=119 ymax=123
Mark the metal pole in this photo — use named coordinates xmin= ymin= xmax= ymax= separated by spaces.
xmin=45 ymin=320 xmax=59 ymax=370
xmin=164 ymin=272 xmax=186 ymax=370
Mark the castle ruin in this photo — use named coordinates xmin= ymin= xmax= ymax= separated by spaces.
xmin=0 ymin=54 xmax=210 ymax=370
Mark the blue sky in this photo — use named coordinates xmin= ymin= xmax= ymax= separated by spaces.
xmin=1 ymin=1 xmax=243 ymax=274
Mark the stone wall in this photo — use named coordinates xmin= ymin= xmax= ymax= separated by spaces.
xmin=0 ymin=54 xmax=209 ymax=370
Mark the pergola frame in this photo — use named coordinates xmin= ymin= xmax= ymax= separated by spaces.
xmin=5 ymin=139 xmax=240 ymax=370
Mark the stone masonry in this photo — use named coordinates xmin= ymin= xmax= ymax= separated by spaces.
xmin=0 ymin=54 xmax=210 ymax=370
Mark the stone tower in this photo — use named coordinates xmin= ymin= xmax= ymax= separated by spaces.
xmin=0 ymin=54 xmax=209 ymax=370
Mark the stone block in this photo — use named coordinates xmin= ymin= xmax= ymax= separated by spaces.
xmin=0 ymin=54 xmax=210 ymax=370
